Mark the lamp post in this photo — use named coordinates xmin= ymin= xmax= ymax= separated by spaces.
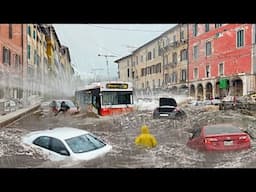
xmin=98 ymin=54 xmax=116 ymax=81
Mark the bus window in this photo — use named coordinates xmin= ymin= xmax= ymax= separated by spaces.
xmin=117 ymin=92 xmax=131 ymax=104
xmin=102 ymin=91 xmax=132 ymax=105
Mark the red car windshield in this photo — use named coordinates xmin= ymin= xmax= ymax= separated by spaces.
xmin=204 ymin=124 xmax=243 ymax=135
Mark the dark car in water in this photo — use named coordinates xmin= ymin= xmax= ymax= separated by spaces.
xmin=152 ymin=97 xmax=186 ymax=119
xmin=187 ymin=124 xmax=251 ymax=151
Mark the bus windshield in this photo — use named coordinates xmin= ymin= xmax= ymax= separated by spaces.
xmin=102 ymin=91 xmax=133 ymax=105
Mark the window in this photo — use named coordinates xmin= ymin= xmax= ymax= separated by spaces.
xmin=27 ymin=25 xmax=31 ymax=36
xmin=127 ymin=59 xmax=130 ymax=66
xmin=237 ymin=29 xmax=244 ymax=48
xmin=206 ymin=65 xmax=210 ymax=77
xmin=102 ymin=91 xmax=132 ymax=105
xmin=51 ymin=138 xmax=70 ymax=156
xmin=193 ymin=45 xmax=198 ymax=60
xmin=132 ymin=71 xmax=135 ymax=79
xmin=33 ymin=30 xmax=36 ymax=39
xmin=153 ymin=48 xmax=155 ymax=59
xmin=33 ymin=136 xmax=50 ymax=149
xmin=65 ymin=134 xmax=105 ymax=153
xmin=194 ymin=68 xmax=198 ymax=79
xmin=136 ymin=56 xmax=138 ymax=65
xmin=140 ymin=55 xmax=143 ymax=62
xmin=172 ymin=72 xmax=177 ymax=83
xmin=165 ymin=74 xmax=169 ymax=83
xmin=146 ymin=81 xmax=149 ymax=88
xmin=173 ymin=35 xmax=176 ymax=42
xmin=191 ymin=128 xmax=201 ymax=139
xmin=172 ymin=52 xmax=177 ymax=64
xmin=193 ymin=24 xmax=198 ymax=36
xmin=15 ymin=54 xmax=20 ymax=70
xmin=164 ymin=55 xmax=168 ymax=65
xmin=158 ymin=79 xmax=161 ymax=87
xmin=215 ymin=24 xmax=222 ymax=28
xmin=205 ymin=24 xmax=210 ymax=32
xmin=9 ymin=24 xmax=12 ymax=39
xmin=127 ymin=68 xmax=130 ymax=78
xmin=34 ymin=50 xmax=37 ymax=64
xmin=3 ymin=47 xmax=11 ymax=65
xmin=219 ymin=63 xmax=224 ymax=76
xmin=27 ymin=45 xmax=31 ymax=59
xmin=147 ymin=51 xmax=152 ymax=60
xmin=180 ymin=49 xmax=187 ymax=61
xmin=158 ymin=46 xmax=161 ymax=56
xmin=180 ymin=31 xmax=184 ymax=40
xmin=206 ymin=41 xmax=212 ymax=56
xmin=181 ymin=69 xmax=187 ymax=81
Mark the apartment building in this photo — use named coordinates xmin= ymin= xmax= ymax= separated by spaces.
xmin=0 ymin=24 xmax=26 ymax=99
xmin=188 ymin=24 xmax=255 ymax=100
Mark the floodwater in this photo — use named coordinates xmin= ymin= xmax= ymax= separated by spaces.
xmin=1 ymin=97 xmax=256 ymax=168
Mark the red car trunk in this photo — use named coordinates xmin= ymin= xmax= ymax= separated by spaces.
xmin=203 ymin=133 xmax=250 ymax=151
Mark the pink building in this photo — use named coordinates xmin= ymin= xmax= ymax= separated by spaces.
xmin=0 ymin=24 xmax=27 ymax=99
xmin=188 ymin=24 xmax=256 ymax=100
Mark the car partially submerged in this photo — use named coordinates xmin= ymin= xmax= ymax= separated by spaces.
xmin=187 ymin=124 xmax=251 ymax=151
xmin=22 ymin=127 xmax=112 ymax=161
xmin=49 ymin=99 xmax=80 ymax=115
xmin=152 ymin=97 xmax=186 ymax=119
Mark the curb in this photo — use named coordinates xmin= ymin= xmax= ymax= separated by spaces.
xmin=0 ymin=104 xmax=41 ymax=128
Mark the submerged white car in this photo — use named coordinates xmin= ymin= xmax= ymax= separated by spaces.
xmin=22 ymin=127 xmax=112 ymax=161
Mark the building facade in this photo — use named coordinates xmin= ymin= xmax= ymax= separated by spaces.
xmin=0 ymin=24 xmax=26 ymax=99
xmin=115 ymin=24 xmax=189 ymax=95
xmin=188 ymin=24 xmax=255 ymax=100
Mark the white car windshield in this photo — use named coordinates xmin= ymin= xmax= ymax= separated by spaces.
xmin=65 ymin=134 xmax=106 ymax=153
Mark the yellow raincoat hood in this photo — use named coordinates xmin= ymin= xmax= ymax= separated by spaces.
xmin=141 ymin=125 xmax=149 ymax=134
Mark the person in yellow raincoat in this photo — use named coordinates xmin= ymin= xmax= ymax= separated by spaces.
xmin=135 ymin=125 xmax=157 ymax=148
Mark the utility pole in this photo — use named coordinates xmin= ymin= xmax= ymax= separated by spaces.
xmin=98 ymin=54 xmax=117 ymax=81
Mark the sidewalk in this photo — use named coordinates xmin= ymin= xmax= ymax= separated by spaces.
xmin=0 ymin=103 xmax=41 ymax=128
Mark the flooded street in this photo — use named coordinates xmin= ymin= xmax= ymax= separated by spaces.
xmin=1 ymin=98 xmax=256 ymax=168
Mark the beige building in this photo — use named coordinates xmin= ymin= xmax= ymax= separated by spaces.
xmin=160 ymin=24 xmax=188 ymax=92
xmin=115 ymin=24 xmax=189 ymax=94
xmin=26 ymin=24 xmax=49 ymax=97
xmin=60 ymin=45 xmax=74 ymax=92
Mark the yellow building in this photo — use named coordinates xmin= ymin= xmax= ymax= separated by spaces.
xmin=60 ymin=45 xmax=74 ymax=93
xmin=115 ymin=24 xmax=189 ymax=94
xmin=160 ymin=24 xmax=188 ymax=92
xmin=26 ymin=24 xmax=49 ymax=97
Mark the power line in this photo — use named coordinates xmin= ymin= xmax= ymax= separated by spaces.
xmin=87 ymin=24 xmax=167 ymax=32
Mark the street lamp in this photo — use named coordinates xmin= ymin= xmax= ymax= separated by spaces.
xmin=98 ymin=54 xmax=117 ymax=81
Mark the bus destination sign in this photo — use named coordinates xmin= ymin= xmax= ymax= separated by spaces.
xmin=106 ymin=83 xmax=128 ymax=89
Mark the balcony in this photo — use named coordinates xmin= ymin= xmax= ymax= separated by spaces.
xmin=170 ymin=41 xmax=179 ymax=48
xmin=180 ymin=39 xmax=188 ymax=44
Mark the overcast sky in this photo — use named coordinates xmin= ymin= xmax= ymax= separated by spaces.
xmin=54 ymin=24 xmax=176 ymax=80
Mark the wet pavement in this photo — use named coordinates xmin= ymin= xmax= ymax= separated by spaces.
xmin=1 ymin=100 xmax=256 ymax=168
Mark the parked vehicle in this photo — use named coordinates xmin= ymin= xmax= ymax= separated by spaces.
xmin=0 ymin=99 xmax=18 ymax=115
xmin=22 ymin=127 xmax=112 ymax=161
xmin=49 ymin=99 xmax=80 ymax=115
xmin=187 ymin=124 xmax=251 ymax=151
xmin=152 ymin=97 xmax=186 ymax=119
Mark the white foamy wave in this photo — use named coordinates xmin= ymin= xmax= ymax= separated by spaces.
xmin=134 ymin=94 xmax=189 ymax=111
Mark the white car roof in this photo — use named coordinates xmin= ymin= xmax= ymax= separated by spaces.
xmin=26 ymin=127 xmax=90 ymax=140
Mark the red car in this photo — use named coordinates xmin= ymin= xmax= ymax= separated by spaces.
xmin=187 ymin=124 xmax=251 ymax=151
